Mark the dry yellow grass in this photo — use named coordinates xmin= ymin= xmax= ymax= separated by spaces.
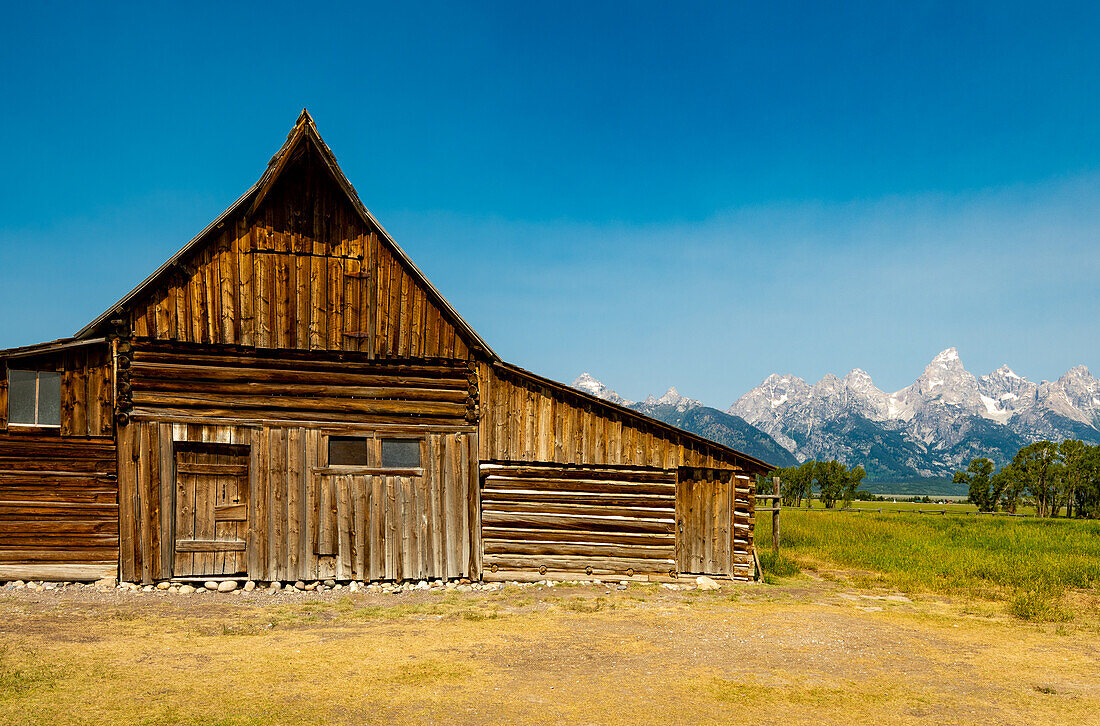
xmin=0 ymin=580 xmax=1097 ymax=725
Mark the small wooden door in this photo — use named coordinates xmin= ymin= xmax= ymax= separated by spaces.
xmin=174 ymin=443 xmax=250 ymax=577
xmin=676 ymin=468 xmax=735 ymax=577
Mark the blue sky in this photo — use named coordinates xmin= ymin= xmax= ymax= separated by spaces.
xmin=1 ymin=2 xmax=1098 ymax=405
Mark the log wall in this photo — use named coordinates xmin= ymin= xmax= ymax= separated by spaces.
xmin=127 ymin=143 xmax=475 ymax=359
xmin=0 ymin=434 xmax=118 ymax=581
xmin=124 ymin=341 xmax=476 ymax=427
xmin=118 ymin=421 xmax=478 ymax=584
xmin=480 ymin=463 xmax=677 ymax=582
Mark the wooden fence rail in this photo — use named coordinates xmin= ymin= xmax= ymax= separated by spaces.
xmin=792 ymin=506 xmax=1035 ymax=518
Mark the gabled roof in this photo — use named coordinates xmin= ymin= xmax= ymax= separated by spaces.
xmin=75 ymin=110 xmax=498 ymax=360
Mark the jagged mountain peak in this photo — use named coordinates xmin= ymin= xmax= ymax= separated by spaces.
xmin=642 ymin=386 xmax=702 ymax=411
xmin=570 ymin=373 xmax=633 ymax=406
xmin=990 ymin=364 xmax=1022 ymax=380
xmin=844 ymin=368 xmax=873 ymax=382
xmin=1061 ymin=364 xmax=1095 ymax=382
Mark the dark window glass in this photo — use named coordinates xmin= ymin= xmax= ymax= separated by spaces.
xmin=37 ymin=372 xmax=61 ymax=427
xmin=8 ymin=370 xmax=37 ymax=425
xmin=328 ymin=437 xmax=368 ymax=466
xmin=381 ymin=438 xmax=421 ymax=468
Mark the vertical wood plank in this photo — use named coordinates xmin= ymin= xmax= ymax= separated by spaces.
xmin=442 ymin=435 xmax=458 ymax=579
xmin=286 ymin=427 xmax=303 ymax=580
xmin=117 ymin=424 xmax=137 ymax=581
xmin=159 ymin=423 xmax=173 ymax=579
xmin=267 ymin=427 xmax=285 ymax=580
xmin=337 ymin=476 xmax=353 ymax=579
xmin=466 ymin=432 xmax=481 ymax=580
xmin=249 ymin=427 xmax=267 ymax=580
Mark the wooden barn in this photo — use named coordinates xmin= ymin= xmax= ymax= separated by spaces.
xmin=0 ymin=111 xmax=771 ymax=586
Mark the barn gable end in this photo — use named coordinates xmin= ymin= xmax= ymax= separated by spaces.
xmin=78 ymin=110 xmax=493 ymax=361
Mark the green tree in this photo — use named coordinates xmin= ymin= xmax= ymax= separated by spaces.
xmin=1011 ymin=441 xmax=1063 ymax=517
xmin=768 ymin=461 xmax=816 ymax=508
xmin=841 ymin=465 xmax=866 ymax=508
xmin=1069 ymin=444 xmax=1100 ymax=518
xmin=954 ymin=458 xmax=998 ymax=512
xmin=814 ymin=460 xmax=848 ymax=509
xmin=1059 ymin=440 xmax=1089 ymax=518
xmin=996 ymin=463 xmax=1025 ymax=514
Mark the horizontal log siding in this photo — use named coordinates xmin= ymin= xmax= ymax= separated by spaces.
xmin=127 ymin=144 xmax=473 ymax=360
xmin=0 ymin=434 xmax=118 ymax=580
xmin=126 ymin=341 xmax=474 ymax=427
xmin=118 ymin=421 xmax=478 ymax=584
xmin=478 ymin=363 xmax=749 ymax=471
xmin=480 ymin=463 xmax=677 ymax=581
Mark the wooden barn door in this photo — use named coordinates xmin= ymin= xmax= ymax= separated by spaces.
xmin=675 ymin=468 xmax=735 ymax=577
xmin=173 ymin=443 xmax=250 ymax=577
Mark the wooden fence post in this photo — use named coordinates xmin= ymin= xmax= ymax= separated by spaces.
xmin=772 ymin=476 xmax=780 ymax=552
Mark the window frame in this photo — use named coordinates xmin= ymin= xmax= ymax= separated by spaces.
xmin=6 ymin=369 xmax=61 ymax=429
xmin=323 ymin=433 xmax=425 ymax=474
xmin=379 ymin=437 xmax=423 ymax=469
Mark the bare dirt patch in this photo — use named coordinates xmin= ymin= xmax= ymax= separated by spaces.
xmin=0 ymin=577 xmax=1097 ymax=725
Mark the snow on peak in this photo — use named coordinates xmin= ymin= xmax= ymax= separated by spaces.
xmin=570 ymin=373 xmax=633 ymax=406
xmin=932 ymin=347 xmax=960 ymax=365
xmin=845 ymin=368 xmax=872 ymax=382
xmin=1064 ymin=364 xmax=1094 ymax=380
xmin=648 ymin=386 xmax=702 ymax=411
xmin=993 ymin=364 xmax=1021 ymax=379
xmin=573 ymin=372 xmax=601 ymax=391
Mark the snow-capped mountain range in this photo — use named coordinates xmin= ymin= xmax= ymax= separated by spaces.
xmin=572 ymin=348 xmax=1100 ymax=481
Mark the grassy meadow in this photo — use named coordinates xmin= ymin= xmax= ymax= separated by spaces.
xmin=757 ymin=508 xmax=1100 ymax=621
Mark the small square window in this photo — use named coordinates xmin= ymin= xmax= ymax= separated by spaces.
xmin=328 ymin=437 xmax=368 ymax=466
xmin=7 ymin=370 xmax=61 ymax=427
xmin=381 ymin=438 xmax=421 ymax=468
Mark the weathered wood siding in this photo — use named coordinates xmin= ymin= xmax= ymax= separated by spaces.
xmin=0 ymin=434 xmax=118 ymax=580
xmin=127 ymin=143 xmax=474 ymax=359
xmin=118 ymin=422 xmax=479 ymax=584
xmin=676 ymin=469 xmax=755 ymax=581
xmin=478 ymin=363 xmax=749 ymax=471
xmin=123 ymin=341 xmax=476 ymax=426
xmin=480 ymin=463 xmax=677 ymax=582
xmin=0 ymin=360 xmax=7 ymax=430
xmin=60 ymin=346 xmax=114 ymax=437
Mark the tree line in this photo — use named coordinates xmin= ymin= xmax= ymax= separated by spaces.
xmin=764 ymin=460 xmax=866 ymax=509
xmin=954 ymin=440 xmax=1100 ymax=518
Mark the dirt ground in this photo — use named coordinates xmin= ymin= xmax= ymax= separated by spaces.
xmin=0 ymin=575 xmax=1097 ymax=725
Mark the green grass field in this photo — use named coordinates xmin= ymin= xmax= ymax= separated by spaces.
xmin=757 ymin=508 xmax=1100 ymax=621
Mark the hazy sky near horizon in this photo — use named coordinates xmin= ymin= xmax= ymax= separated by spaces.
xmin=1 ymin=2 xmax=1098 ymax=406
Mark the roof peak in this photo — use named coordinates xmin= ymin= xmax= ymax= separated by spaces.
xmin=74 ymin=112 xmax=498 ymax=360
